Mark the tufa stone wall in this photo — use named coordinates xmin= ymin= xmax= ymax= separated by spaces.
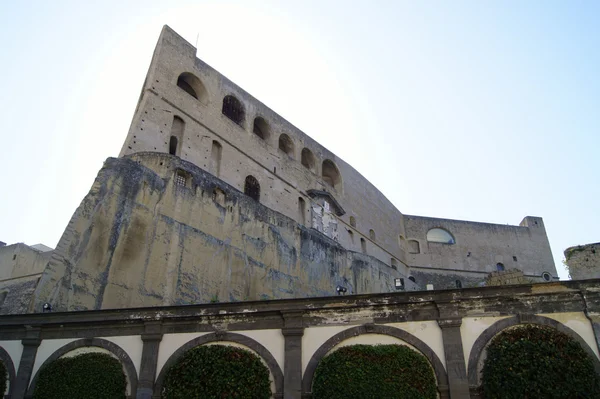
xmin=30 ymin=153 xmax=416 ymax=312
xmin=565 ymin=243 xmax=600 ymax=280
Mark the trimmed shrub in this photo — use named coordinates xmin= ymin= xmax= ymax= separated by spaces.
xmin=482 ymin=324 xmax=600 ymax=399
xmin=0 ymin=360 xmax=7 ymax=396
xmin=161 ymin=345 xmax=271 ymax=399
xmin=33 ymin=352 xmax=126 ymax=399
xmin=312 ymin=344 xmax=437 ymax=399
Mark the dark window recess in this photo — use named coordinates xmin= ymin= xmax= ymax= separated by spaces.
xmin=496 ymin=263 xmax=505 ymax=272
xmin=408 ymin=276 xmax=416 ymax=283
xmin=244 ymin=176 xmax=260 ymax=201
xmin=455 ymin=280 xmax=462 ymax=288
xmin=513 ymin=256 xmax=518 ymax=261
xmin=177 ymin=76 xmax=197 ymax=98
xmin=222 ymin=95 xmax=245 ymax=126
xmin=253 ymin=117 xmax=269 ymax=140
xmin=169 ymin=136 xmax=178 ymax=155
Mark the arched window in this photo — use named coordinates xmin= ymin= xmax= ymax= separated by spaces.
xmin=369 ymin=229 xmax=376 ymax=241
xmin=360 ymin=238 xmax=367 ymax=254
xmin=408 ymin=240 xmax=420 ymax=254
xmin=496 ymin=263 xmax=505 ymax=272
xmin=278 ymin=134 xmax=294 ymax=157
xmin=322 ymin=159 xmax=341 ymax=191
xmin=169 ymin=116 xmax=185 ymax=156
xmin=176 ymin=72 xmax=208 ymax=103
xmin=348 ymin=230 xmax=354 ymax=244
xmin=222 ymin=95 xmax=245 ymax=126
xmin=426 ymin=228 xmax=455 ymax=244
xmin=408 ymin=276 xmax=416 ymax=283
xmin=349 ymin=216 xmax=356 ymax=228
xmin=253 ymin=117 xmax=269 ymax=140
xmin=391 ymin=258 xmax=398 ymax=270
xmin=301 ymin=148 xmax=316 ymax=171
xmin=244 ymin=176 xmax=260 ymax=201
xmin=455 ymin=280 xmax=462 ymax=288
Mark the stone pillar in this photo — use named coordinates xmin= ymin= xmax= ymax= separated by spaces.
xmin=14 ymin=328 xmax=41 ymax=399
xmin=137 ymin=322 xmax=163 ymax=399
xmin=438 ymin=318 xmax=470 ymax=399
xmin=282 ymin=311 xmax=304 ymax=399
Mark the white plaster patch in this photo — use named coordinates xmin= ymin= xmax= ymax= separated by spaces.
xmin=0 ymin=341 xmax=22 ymax=396
xmin=235 ymin=329 xmax=284 ymax=371
xmin=389 ymin=321 xmax=446 ymax=369
xmin=0 ymin=340 xmax=23 ymax=376
xmin=302 ymin=325 xmax=350 ymax=373
xmin=99 ymin=336 xmax=143 ymax=375
xmin=31 ymin=338 xmax=78 ymax=384
xmin=460 ymin=316 xmax=510 ymax=369
xmin=156 ymin=332 xmax=209 ymax=378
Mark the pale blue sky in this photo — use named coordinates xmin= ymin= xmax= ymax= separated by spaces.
xmin=0 ymin=1 xmax=598 ymax=280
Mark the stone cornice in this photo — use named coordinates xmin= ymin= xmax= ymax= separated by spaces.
xmin=0 ymin=280 xmax=595 ymax=340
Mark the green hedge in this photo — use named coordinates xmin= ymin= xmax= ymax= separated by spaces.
xmin=33 ymin=352 xmax=126 ymax=399
xmin=0 ymin=360 xmax=6 ymax=396
xmin=312 ymin=344 xmax=437 ymax=399
xmin=161 ymin=345 xmax=271 ymax=399
xmin=482 ymin=324 xmax=600 ymax=399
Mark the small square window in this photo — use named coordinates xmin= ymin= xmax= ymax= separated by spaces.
xmin=394 ymin=278 xmax=404 ymax=290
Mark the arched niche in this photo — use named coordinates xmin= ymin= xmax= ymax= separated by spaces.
xmin=244 ymin=175 xmax=260 ymax=202
xmin=253 ymin=117 xmax=270 ymax=140
xmin=176 ymin=72 xmax=208 ymax=104
xmin=302 ymin=324 xmax=448 ymax=397
xmin=301 ymin=148 xmax=316 ymax=172
xmin=26 ymin=338 xmax=138 ymax=398
xmin=154 ymin=332 xmax=283 ymax=398
xmin=278 ymin=134 xmax=295 ymax=158
xmin=222 ymin=95 xmax=245 ymax=126
xmin=466 ymin=314 xmax=600 ymax=391
xmin=322 ymin=159 xmax=341 ymax=191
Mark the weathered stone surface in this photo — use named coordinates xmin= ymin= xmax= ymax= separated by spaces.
xmin=485 ymin=269 xmax=527 ymax=286
xmin=565 ymin=243 xmax=600 ymax=280
xmin=30 ymin=153 xmax=417 ymax=311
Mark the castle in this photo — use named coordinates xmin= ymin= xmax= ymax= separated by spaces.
xmin=3 ymin=25 xmax=557 ymax=313
xmin=0 ymin=26 xmax=593 ymax=399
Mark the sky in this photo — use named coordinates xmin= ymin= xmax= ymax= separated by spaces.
xmin=0 ymin=1 xmax=598 ymax=280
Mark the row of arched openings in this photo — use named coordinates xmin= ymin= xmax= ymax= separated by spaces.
xmin=1 ymin=315 xmax=597 ymax=398
xmin=175 ymin=72 xmax=342 ymax=191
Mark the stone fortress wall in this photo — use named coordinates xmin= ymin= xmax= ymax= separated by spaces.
xmin=564 ymin=242 xmax=600 ymax=280
xmin=117 ymin=25 xmax=556 ymax=289
xmin=0 ymin=243 xmax=51 ymax=315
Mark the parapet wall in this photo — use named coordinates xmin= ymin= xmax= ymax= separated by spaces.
xmin=404 ymin=215 xmax=556 ymax=288
xmin=30 ymin=153 xmax=416 ymax=311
